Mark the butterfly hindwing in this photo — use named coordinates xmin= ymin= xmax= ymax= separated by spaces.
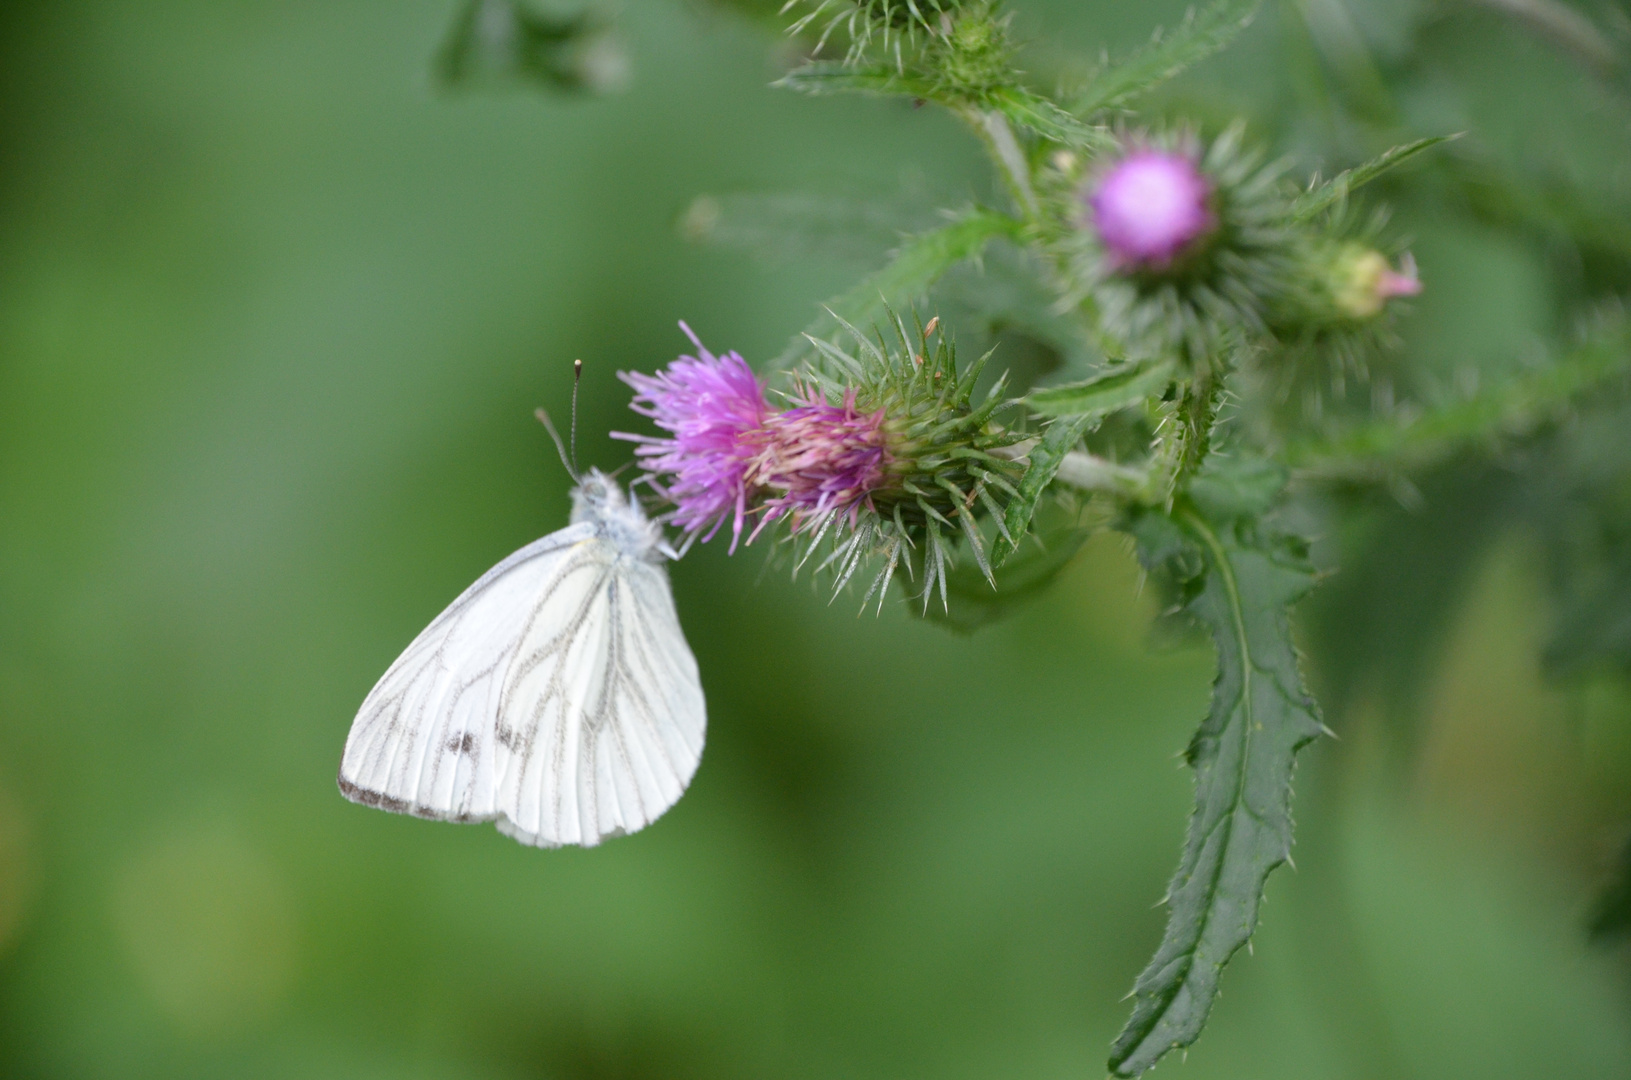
xmin=494 ymin=551 xmax=704 ymax=846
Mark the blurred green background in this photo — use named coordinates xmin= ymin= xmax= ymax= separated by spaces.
xmin=3 ymin=1 xmax=1631 ymax=1077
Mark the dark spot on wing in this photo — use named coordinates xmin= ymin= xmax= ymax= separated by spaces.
xmin=446 ymin=732 xmax=479 ymax=755
xmin=496 ymin=724 xmax=518 ymax=750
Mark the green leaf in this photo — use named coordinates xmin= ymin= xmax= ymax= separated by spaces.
xmin=775 ymin=60 xmax=936 ymax=99
xmin=778 ymin=63 xmax=1113 ymax=152
xmin=1292 ymin=134 xmax=1457 ymax=220
xmin=778 ymin=208 xmax=1024 ymax=365
xmin=677 ymin=191 xmax=922 ymax=264
xmin=921 ymin=520 xmax=1095 ymax=633
xmin=1027 ymin=358 xmax=1177 ymax=419
xmin=1187 ymin=457 xmax=1288 ymax=521
xmin=990 ymin=415 xmax=1095 ymax=569
xmin=984 ymin=86 xmax=1115 ymax=151
xmin=435 ymin=0 xmax=627 ymax=94
xmin=1284 ymin=319 xmax=1631 ymax=475
xmin=1111 ymin=494 xmax=1325 ymax=1077
xmin=1072 ymin=0 xmax=1262 ymax=116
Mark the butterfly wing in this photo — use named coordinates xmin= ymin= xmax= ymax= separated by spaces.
xmin=493 ymin=554 xmax=705 ymax=847
xmin=338 ymin=524 xmax=706 ymax=847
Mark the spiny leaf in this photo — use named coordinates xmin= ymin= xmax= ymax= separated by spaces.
xmin=1284 ymin=318 xmax=1631 ymax=475
xmin=1112 ymin=486 xmax=1324 ymax=1077
xmin=990 ymin=414 xmax=1096 ymax=568
xmin=778 ymin=208 xmax=1024 ymax=366
xmin=677 ymin=191 xmax=927 ymax=264
xmin=984 ymin=86 xmax=1115 ymax=151
xmin=1027 ymin=358 xmax=1178 ymax=419
xmin=775 ymin=60 xmax=935 ymax=98
xmin=1292 ymin=134 xmax=1458 ymax=220
xmin=778 ymin=62 xmax=1113 ymax=152
xmin=1072 ymin=0 xmax=1262 ymax=116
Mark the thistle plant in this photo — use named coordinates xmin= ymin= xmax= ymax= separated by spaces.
xmin=444 ymin=0 xmax=1631 ymax=1073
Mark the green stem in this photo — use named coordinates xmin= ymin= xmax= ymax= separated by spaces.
xmin=1051 ymin=450 xmax=1158 ymax=502
xmin=970 ymin=108 xmax=1038 ymax=219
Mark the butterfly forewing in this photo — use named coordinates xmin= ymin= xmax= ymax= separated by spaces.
xmin=339 ymin=519 xmax=705 ymax=848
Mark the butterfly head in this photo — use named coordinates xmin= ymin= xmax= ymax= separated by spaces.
xmin=570 ymin=468 xmax=671 ymax=561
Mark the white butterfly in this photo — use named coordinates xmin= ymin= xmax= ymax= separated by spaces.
xmin=338 ymin=468 xmax=705 ymax=847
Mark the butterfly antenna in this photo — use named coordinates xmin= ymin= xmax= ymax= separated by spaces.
xmin=534 ymin=406 xmax=578 ymax=483
xmin=570 ymin=358 xmax=582 ymax=478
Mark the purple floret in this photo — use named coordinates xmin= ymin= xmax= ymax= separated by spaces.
xmin=752 ymin=389 xmax=892 ymax=539
xmin=1089 ymin=149 xmax=1214 ymax=268
xmin=614 ymin=322 xmax=769 ymax=550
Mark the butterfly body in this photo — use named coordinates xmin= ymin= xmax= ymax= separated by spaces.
xmin=339 ymin=468 xmax=705 ymax=847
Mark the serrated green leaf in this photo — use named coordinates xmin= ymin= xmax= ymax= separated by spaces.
xmin=1292 ymin=134 xmax=1457 ymax=220
xmin=919 ymin=520 xmax=1095 ymax=633
xmin=1072 ymin=0 xmax=1262 ymax=116
xmin=1027 ymin=358 xmax=1177 ymax=419
xmin=778 ymin=62 xmax=1113 ymax=152
xmin=1284 ymin=320 xmax=1631 ymax=475
xmin=677 ymin=191 xmax=922 ymax=264
xmin=775 ymin=60 xmax=935 ymax=99
xmin=1111 ymin=499 xmax=1324 ymax=1077
xmin=1187 ymin=456 xmax=1289 ymax=521
xmin=984 ymin=86 xmax=1116 ymax=151
xmin=990 ymin=415 xmax=1095 ymax=568
xmin=778 ymin=208 xmax=1024 ymax=366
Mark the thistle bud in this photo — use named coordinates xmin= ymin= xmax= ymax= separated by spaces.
xmin=1057 ymin=127 xmax=1299 ymax=367
xmin=1088 ymin=149 xmax=1215 ymax=269
xmin=1327 ymin=245 xmax=1422 ymax=319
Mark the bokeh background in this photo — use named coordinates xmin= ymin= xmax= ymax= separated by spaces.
xmin=3 ymin=1 xmax=1631 ymax=1077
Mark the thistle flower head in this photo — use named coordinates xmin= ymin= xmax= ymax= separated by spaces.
xmin=614 ymin=322 xmax=769 ymax=549
xmin=620 ymin=314 xmax=1025 ymax=610
xmin=786 ymin=0 xmax=968 ymax=64
xmin=751 ymin=389 xmax=894 ymax=537
xmin=1089 ymin=149 xmax=1215 ymax=268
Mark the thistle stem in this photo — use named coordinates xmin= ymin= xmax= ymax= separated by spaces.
xmin=972 ymin=109 xmax=1038 ymax=219
xmin=1051 ymin=451 xmax=1157 ymax=501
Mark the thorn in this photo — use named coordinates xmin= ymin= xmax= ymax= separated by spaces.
xmin=924 ymin=315 xmax=940 ymax=337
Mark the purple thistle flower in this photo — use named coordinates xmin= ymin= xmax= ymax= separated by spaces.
xmin=614 ymin=322 xmax=770 ymax=551
xmin=749 ymin=389 xmax=894 ymax=539
xmin=1089 ymin=149 xmax=1215 ymax=269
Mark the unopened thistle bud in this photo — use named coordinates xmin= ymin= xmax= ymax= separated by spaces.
xmin=1089 ymin=149 xmax=1215 ymax=269
xmin=618 ymin=317 xmax=1025 ymax=607
xmin=1055 ymin=127 xmax=1299 ymax=368
xmin=1328 ymin=245 xmax=1422 ymax=319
